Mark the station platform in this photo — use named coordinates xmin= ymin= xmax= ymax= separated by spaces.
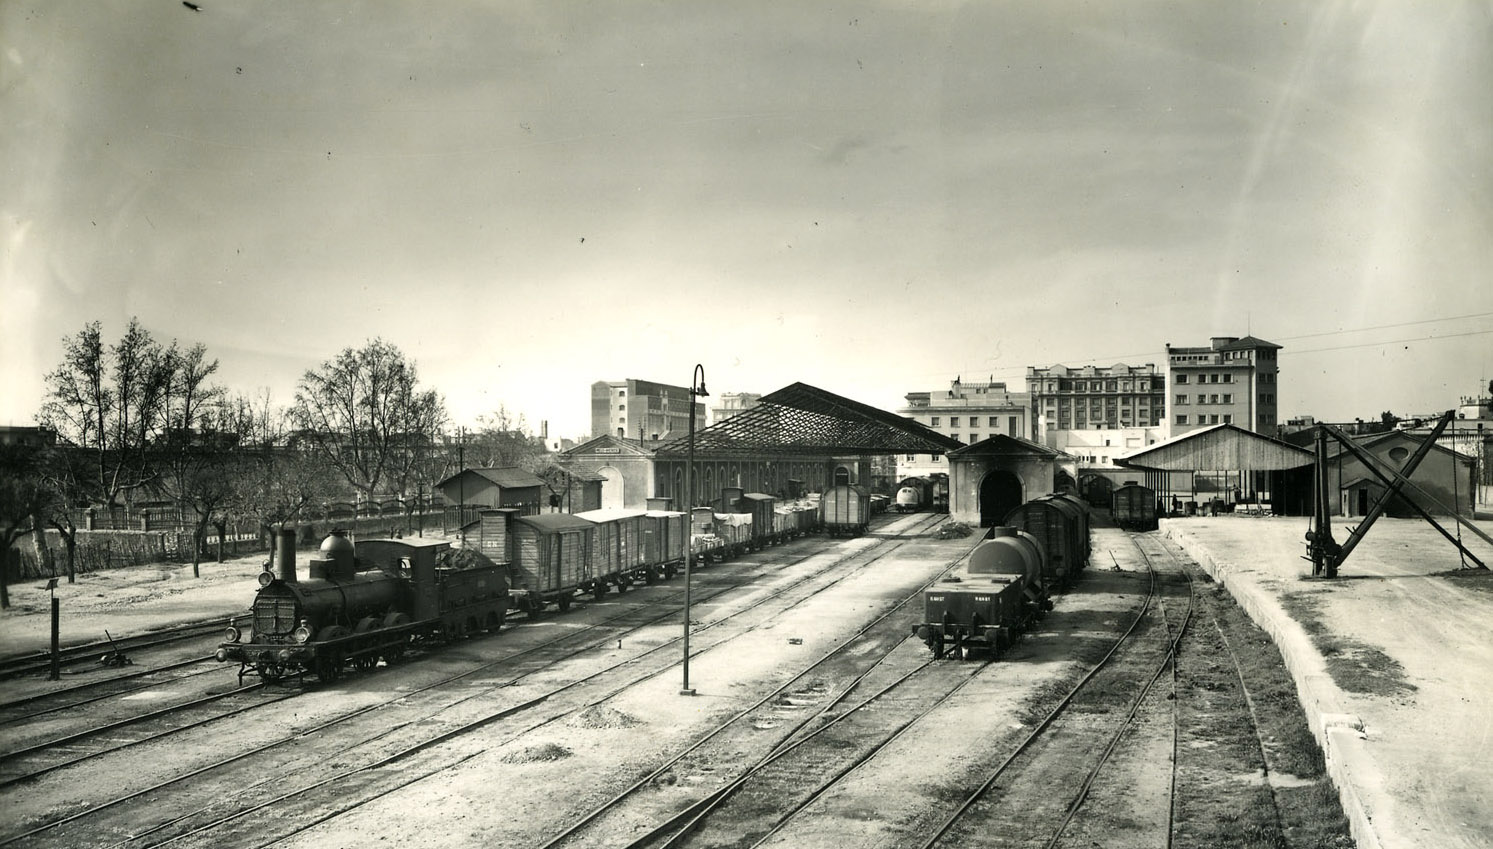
xmin=1162 ymin=515 xmax=1493 ymax=849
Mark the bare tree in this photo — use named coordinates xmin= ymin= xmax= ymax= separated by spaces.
xmin=471 ymin=405 xmax=545 ymax=471
xmin=37 ymin=319 xmax=175 ymax=507
xmin=291 ymin=339 xmax=447 ymax=502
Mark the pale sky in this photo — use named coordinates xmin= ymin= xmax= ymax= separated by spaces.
xmin=4 ymin=1 xmax=1491 ymax=438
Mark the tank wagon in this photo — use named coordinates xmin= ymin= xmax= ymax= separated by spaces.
xmin=821 ymin=484 xmax=871 ymax=537
xmin=217 ymin=529 xmax=509 ymax=683
xmin=916 ymin=528 xmax=1047 ymax=659
xmin=1111 ymin=483 xmax=1160 ymax=531
xmin=916 ymin=493 xmax=1090 ymax=660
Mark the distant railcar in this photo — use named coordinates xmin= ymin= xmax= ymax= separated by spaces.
xmin=1111 ymin=483 xmax=1160 ymax=531
xmin=821 ymin=484 xmax=871 ymax=537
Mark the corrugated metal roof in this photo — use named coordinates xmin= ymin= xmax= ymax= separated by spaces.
xmin=1116 ymin=424 xmax=1312 ymax=471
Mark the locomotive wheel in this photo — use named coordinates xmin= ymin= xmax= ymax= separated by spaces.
xmin=380 ymin=612 xmax=411 ymax=663
xmin=314 ymin=626 xmax=349 ymax=682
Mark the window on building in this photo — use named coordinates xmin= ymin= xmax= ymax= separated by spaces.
xmin=1107 ymin=381 xmax=1118 ymax=391
xmin=1223 ymin=414 xmax=1233 ymax=424
xmin=1197 ymin=394 xmax=1207 ymax=404
xmin=950 ymin=434 xmax=959 ymax=442
xmin=1008 ymin=416 xmax=1018 ymax=435
xmin=930 ymin=417 xmax=940 ymax=427
xmin=1222 ymin=394 xmax=1232 ymax=404
xmin=969 ymin=433 xmax=979 ymax=443
xmin=618 ymin=390 xmax=626 ymax=396
xmin=1210 ymin=415 xmax=1220 ymax=424
xmin=950 ymin=417 xmax=960 ymax=427
xmin=1177 ymin=414 xmax=1189 ymax=425
xmin=1210 ymin=394 xmax=1218 ymax=404
xmin=1176 ymin=374 xmax=1188 ymax=384
xmin=988 ymin=416 xmax=999 ymax=427
xmin=1223 ymin=374 xmax=1232 ymax=383
xmin=931 ymin=455 xmax=941 ymax=463
xmin=1210 ymin=374 xmax=1219 ymax=383
xmin=1176 ymin=394 xmax=1188 ymax=405
xmin=906 ymin=454 xmax=917 ymax=461
xmin=618 ymin=404 xmax=625 ymax=411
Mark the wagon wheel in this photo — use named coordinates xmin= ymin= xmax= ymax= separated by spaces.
xmin=663 ymin=564 xmax=677 ymax=580
xmin=592 ymin=582 xmax=608 ymax=601
xmin=557 ymin=594 xmax=572 ymax=613
xmin=931 ymin=633 xmax=945 ymax=660
xmin=614 ymin=578 xmax=629 ymax=594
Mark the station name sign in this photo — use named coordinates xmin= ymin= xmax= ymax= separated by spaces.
xmin=594 ymin=447 xmax=622 ymax=454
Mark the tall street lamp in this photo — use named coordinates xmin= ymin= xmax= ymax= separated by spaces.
xmin=682 ymin=363 xmax=708 ymax=696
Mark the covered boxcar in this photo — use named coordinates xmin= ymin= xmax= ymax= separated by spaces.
xmin=820 ymin=484 xmax=871 ymax=537
xmin=739 ymin=493 xmax=778 ymax=547
xmin=643 ymin=509 xmax=689 ymax=578
xmin=508 ymin=514 xmax=594 ymax=614
xmin=916 ymin=528 xmax=1044 ymax=659
xmin=1111 ymin=483 xmax=1159 ymax=531
xmin=1003 ymin=494 xmax=1089 ymax=590
xmin=573 ymin=508 xmax=650 ymax=596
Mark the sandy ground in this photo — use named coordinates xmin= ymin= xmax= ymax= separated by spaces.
xmin=1163 ymin=514 xmax=1493 ymax=849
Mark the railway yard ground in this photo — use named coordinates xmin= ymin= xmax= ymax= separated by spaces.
xmin=0 ymin=512 xmax=1490 ymax=848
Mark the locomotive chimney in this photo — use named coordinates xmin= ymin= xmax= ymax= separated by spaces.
xmin=277 ymin=528 xmax=298 ymax=583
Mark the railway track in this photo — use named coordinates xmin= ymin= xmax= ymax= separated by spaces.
xmin=914 ymin=539 xmax=1193 ymax=849
xmin=2 ymin=513 xmax=946 ymax=848
xmin=0 ymin=619 xmax=246 ymax=681
xmin=534 ymin=523 xmax=981 ymax=849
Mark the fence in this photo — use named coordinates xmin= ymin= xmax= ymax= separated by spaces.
xmin=6 ymin=503 xmax=476 ymax=582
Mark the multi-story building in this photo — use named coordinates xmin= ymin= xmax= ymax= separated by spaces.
xmin=1164 ymin=336 xmax=1281 ymax=436
xmin=710 ymin=392 xmax=762 ymax=425
xmin=1027 ymin=363 xmax=1165 ymax=435
xmin=895 ymin=377 xmax=1031 ymax=478
xmin=590 ymin=379 xmax=706 ymax=441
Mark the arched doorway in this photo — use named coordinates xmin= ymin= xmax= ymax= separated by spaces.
xmin=979 ymin=471 xmax=1024 ymax=527
xmin=833 ymin=466 xmax=851 ymax=486
xmin=599 ymin=465 xmax=624 ymax=510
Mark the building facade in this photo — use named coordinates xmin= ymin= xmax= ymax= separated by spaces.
xmin=895 ymin=377 xmax=1031 ymax=478
xmin=590 ymin=379 xmax=706 ymax=441
xmin=1164 ymin=336 xmax=1281 ymax=437
xmin=710 ymin=392 xmax=762 ymax=425
xmin=1027 ymin=363 xmax=1165 ymax=435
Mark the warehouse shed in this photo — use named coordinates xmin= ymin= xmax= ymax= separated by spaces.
xmin=1116 ymin=423 xmax=1314 ymax=515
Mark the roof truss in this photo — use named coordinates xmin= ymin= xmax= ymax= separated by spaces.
xmin=655 ymin=382 xmax=963 ymax=457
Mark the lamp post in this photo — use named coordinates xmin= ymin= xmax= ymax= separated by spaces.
xmin=682 ymin=363 xmax=708 ymax=696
